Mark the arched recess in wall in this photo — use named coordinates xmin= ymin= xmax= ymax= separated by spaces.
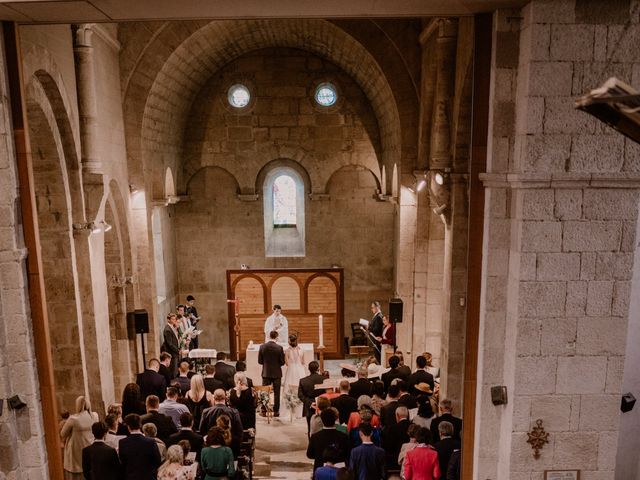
xmin=25 ymin=75 xmax=86 ymax=411
xmin=126 ymin=19 xmax=401 ymax=202
xmin=165 ymin=167 xmax=176 ymax=198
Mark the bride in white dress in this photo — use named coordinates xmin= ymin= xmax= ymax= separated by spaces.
xmin=282 ymin=335 xmax=306 ymax=417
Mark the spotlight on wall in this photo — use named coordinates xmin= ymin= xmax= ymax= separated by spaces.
xmin=622 ymin=393 xmax=636 ymax=413
xmin=240 ymin=264 xmax=250 ymax=270
xmin=100 ymin=221 xmax=113 ymax=232
xmin=72 ymin=222 xmax=101 ymax=234
xmin=434 ymin=172 xmax=444 ymax=186
xmin=7 ymin=395 xmax=26 ymax=411
xmin=416 ymin=177 xmax=427 ymax=192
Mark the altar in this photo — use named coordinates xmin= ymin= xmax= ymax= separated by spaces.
xmin=245 ymin=342 xmax=315 ymax=384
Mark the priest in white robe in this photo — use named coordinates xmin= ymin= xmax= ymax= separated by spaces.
xmin=264 ymin=304 xmax=288 ymax=343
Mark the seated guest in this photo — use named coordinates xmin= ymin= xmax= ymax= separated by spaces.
xmin=118 ymin=414 xmax=162 ymax=480
xmin=142 ymin=422 xmax=167 ymax=461
xmin=403 ymin=428 xmax=440 ymax=480
xmin=199 ymin=389 xmax=243 ymax=457
xmin=349 ymin=367 xmax=373 ymax=400
xmin=397 ymin=380 xmax=418 ymax=410
xmin=310 ymin=396 xmax=332 ymax=437
xmin=107 ymin=404 xmax=129 ymax=436
xmin=203 ymin=364 xmax=224 ymax=394
xmin=159 ymin=386 xmax=190 ymax=428
xmin=158 ymin=352 xmax=174 ymax=386
xmin=434 ymin=421 xmax=461 ymax=479
xmin=175 ymin=362 xmax=192 ymax=395
xmin=382 ymin=406 xmax=410 ymax=470
xmin=157 ymin=444 xmax=197 ymax=480
xmin=430 ymin=399 xmax=462 ymax=443
xmin=167 ymin=412 xmax=204 ymax=462
xmin=380 ymin=384 xmax=401 ymax=429
xmin=185 ymin=374 xmax=214 ymax=429
xmin=137 ymin=358 xmax=167 ymax=402
xmin=370 ymin=381 xmax=386 ymax=417
xmin=229 ymin=372 xmax=256 ymax=429
xmin=408 ymin=355 xmax=435 ymax=396
xmin=140 ymin=395 xmax=178 ymax=444
xmin=313 ymin=445 xmax=344 ymax=480
xmin=235 ymin=360 xmax=254 ymax=388
xmin=347 ymin=396 xmax=380 ymax=432
xmin=82 ymin=421 xmax=121 ymax=480
xmin=348 ymin=422 xmax=385 ymax=480
xmin=398 ymin=423 xmax=421 ymax=479
xmin=331 ymin=379 xmax=358 ymax=425
xmin=214 ymin=352 xmax=236 ymax=390
xmin=381 ymin=356 xmax=408 ymax=392
xmin=306 ymin=408 xmax=349 ymax=472
xmin=200 ymin=427 xmax=235 ymax=480
xmin=413 ymin=393 xmax=436 ymax=429
xmin=299 ymin=360 xmax=327 ymax=435
xmin=104 ymin=414 xmax=125 ymax=451
xmin=121 ymin=383 xmax=146 ymax=418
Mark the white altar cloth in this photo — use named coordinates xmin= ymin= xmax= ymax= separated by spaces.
xmin=246 ymin=342 xmax=315 ymax=384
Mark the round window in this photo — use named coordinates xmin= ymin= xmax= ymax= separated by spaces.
xmin=314 ymin=82 xmax=338 ymax=107
xmin=228 ymin=84 xmax=251 ymax=108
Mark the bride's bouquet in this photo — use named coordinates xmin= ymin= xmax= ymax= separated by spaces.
xmin=179 ymin=325 xmax=202 ymax=351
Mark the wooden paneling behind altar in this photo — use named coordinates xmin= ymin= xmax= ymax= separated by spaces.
xmin=226 ymin=268 xmax=344 ymax=359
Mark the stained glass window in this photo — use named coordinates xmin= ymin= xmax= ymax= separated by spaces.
xmin=228 ymin=84 xmax=250 ymax=108
xmin=273 ymin=175 xmax=297 ymax=226
xmin=315 ymin=82 xmax=337 ymax=107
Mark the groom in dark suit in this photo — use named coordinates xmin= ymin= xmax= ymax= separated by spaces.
xmin=258 ymin=330 xmax=285 ymax=416
xmin=161 ymin=313 xmax=180 ymax=378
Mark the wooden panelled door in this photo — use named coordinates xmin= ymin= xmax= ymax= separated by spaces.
xmin=227 ymin=269 xmax=344 ymax=359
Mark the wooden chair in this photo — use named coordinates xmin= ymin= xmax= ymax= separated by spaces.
xmin=350 ymin=322 xmax=367 ymax=346
xmin=254 ymin=385 xmax=274 ymax=424
xmin=237 ymin=429 xmax=256 ymax=479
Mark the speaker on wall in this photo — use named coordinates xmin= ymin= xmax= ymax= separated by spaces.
xmin=127 ymin=309 xmax=149 ymax=334
xmin=622 ymin=393 xmax=636 ymax=413
xmin=389 ymin=298 xmax=403 ymax=323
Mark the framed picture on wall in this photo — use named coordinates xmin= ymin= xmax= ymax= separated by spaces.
xmin=544 ymin=471 xmax=580 ymax=480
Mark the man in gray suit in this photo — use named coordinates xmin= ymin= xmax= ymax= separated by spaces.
xmin=258 ymin=330 xmax=285 ymax=417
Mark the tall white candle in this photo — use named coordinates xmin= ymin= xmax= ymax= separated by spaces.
xmin=319 ymin=314 xmax=324 ymax=347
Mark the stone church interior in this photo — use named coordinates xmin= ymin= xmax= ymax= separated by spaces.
xmin=1 ymin=1 xmax=640 ymax=479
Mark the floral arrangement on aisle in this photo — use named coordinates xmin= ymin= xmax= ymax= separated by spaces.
xmin=282 ymin=389 xmax=301 ymax=422
xmin=179 ymin=325 xmax=202 ymax=353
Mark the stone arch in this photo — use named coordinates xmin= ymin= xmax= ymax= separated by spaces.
xmin=254 ymin=158 xmax=313 ymax=197
xmin=326 ymin=164 xmax=382 ymax=194
xmin=185 ymin=166 xmax=241 ymax=196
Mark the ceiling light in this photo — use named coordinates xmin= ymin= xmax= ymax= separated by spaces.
xmin=434 ymin=172 xmax=444 ymax=185
xmin=416 ymin=179 xmax=427 ymax=192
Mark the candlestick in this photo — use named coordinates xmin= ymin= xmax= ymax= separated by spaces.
xmin=318 ymin=314 xmax=324 ymax=347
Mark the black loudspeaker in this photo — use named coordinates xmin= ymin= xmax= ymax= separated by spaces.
xmin=8 ymin=395 xmax=26 ymax=411
xmin=491 ymin=386 xmax=508 ymax=406
xmin=622 ymin=393 xmax=636 ymax=413
xmin=389 ymin=298 xmax=403 ymax=323
xmin=128 ymin=309 xmax=149 ymax=334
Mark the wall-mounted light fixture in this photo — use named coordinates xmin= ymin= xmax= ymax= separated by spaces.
xmin=72 ymin=222 xmax=101 ymax=234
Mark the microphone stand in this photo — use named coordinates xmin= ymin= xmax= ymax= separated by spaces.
xmin=359 ymin=326 xmax=381 ymax=354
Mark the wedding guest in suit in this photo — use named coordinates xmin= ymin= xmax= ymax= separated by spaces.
xmin=213 ymin=352 xmax=236 ymax=390
xmin=137 ymin=358 xmax=167 ymax=402
xmin=306 ymin=408 xmax=349 ymax=472
xmin=198 ymin=389 xmax=243 ymax=457
xmin=349 ymin=367 xmax=373 ymax=400
xmin=382 ymin=356 xmax=408 ymax=392
xmin=159 ymin=386 xmax=190 ymax=429
xmin=258 ymin=330 xmax=286 ymax=416
xmin=140 ymin=395 xmax=178 ymax=444
xmin=203 ymin=364 xmax=224 ymax=393
xmin=298 ymin=360 xmax=325 ymax=434
xmin=82 ymin=421 xmax=121 ymax=480
xmin=408 ymin=355 xmax=435 ymax=396
xmin=397 ymin=380 xmax=418 ymax=410
xmin=430 ymin=399 xmax=462 ymax=443
xmin=167 ymin=412 xmax=204 ymax=462
xmin=118 ymin=414 xmax=162 ymax=480
xmin=348 ymin=422 xmax=385 ymax=480
xmin=61 ymin=396 xmax=99 ymax=480
xmin=161 ymin=313 xmax=181 ymax=378
xmin=368 ymin=301 xmax=384 ymax=363
xmin=158 ymin=353 xmax=173 ymax=386
xmin=331 ymin=379 xmax=358 ymax=425
xmin=434 ymin=421 xmax=461 ymax=480
xmin=382 ymin=406 xmax=410 ymax=470
xmin=380 ymin=384 xmax=400 ymax=429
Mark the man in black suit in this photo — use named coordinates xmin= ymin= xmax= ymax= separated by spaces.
xmin=368 ymin=301 xmax=384 ymax=362
xmin=158 ymin=352 xmax=174 ymax=385
xmin=258 ymin=330 xmax=285 ymax=416
xmin=380 ymin=384 xmax=400 ymax=428
xmin=214 ymin=352 xmax=236 ymax=390
xmin=140 ymin=395 xmax=177 ymax=444
xmin=203 ymin=364 xmax=225 ymax=393
xmin=349 ymin=367 xmax=373 ymax=400
xmin=434 ymin=421 xmax=461 ymax=480
xmin=161 ymin=313 xmax=180 ymax=378
xmin=137 ymin=358 xmax=167 ymax=402
xmin=431 ymin=398 xmax=463 ymax=443
xmin=82 ymin=421 xmax=121 ymax=480
xmin=381 ymin=406 xmax=410 ymax=469
xmin=167 ymin=412 xmax=204 ymax=461
xmin=118 ymin=414 xmax=161 ymax=480
xmin=381 ymin=356 xmax=409 ymax=392
xmin=331 ymin=379 xmax=358 ymax=425
xmin=298 ymin=360 xmax=325 ymax=433
xmin=407 ymin=355 xmax=435 ymax=396
xmin=396 ymin=380 xmax=418 ymax=409
xmin=306 ymin=408 xmax=349 ymax=472
xmin=199 ymin=389 xmax=244 ymax=456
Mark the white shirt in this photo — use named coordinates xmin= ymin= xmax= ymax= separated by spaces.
xmin=264 ymin=312 xmax=288 ymax=343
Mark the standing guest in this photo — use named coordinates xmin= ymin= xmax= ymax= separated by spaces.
xmin=331 ymin=379 xmax=358 ymax=425
xmin=258 ymin=330 xmax=285 ymax=417
xmin=430 ymin=399 xmax=462 ymax=443
xmin=142 ymin=423 xmax=167 ymax=461
xmin=158 ymin=353 xmax=174 ymax=386
xmin=313 ymin=445 xmax=344 ymax=480
xmin=306 ymin=408 xmax=349 ymax=472
xmin=310 ymin=396 xmax=332 ymax=437
xmin=60 ymin=396 xmax=99 ymax=480
xmin=369 ymin=381 xmax=387 ymax=417
xmin=199 ymin=389 xmax=243 ymax=457
xmin=408 ymin=356 xmax=435 ymax=396
xmin=107 ymin=404 xmax=129 ymax=436
xmin=347 ymin=396 xmax=381 ymax=432
xmin=382 ymin=356 xmax=408 ymax=392
xmin=235 ymin=360 xmax=254 ymax=388
xmin=349 ymin=367 xmax=373 ymax=400
xmin=403 ymin=428 xmax=440 ymax=480
xmin=215 ymin=415 xmax=232 ymax=447
xmin=82 ymin=421 xmax=121 ymax=480
xmin=368 ymin=301 xmax=384 ymax=363
xmin=200 ymin=427 xmax=235 ymax=480
xmin=229 ymin=372 xmax=256 ymax=429
xmin=185 ymin=295 xmax=200 ymax=350
xmin=140 ymin=395 xmax=178 ymax=444
xmin=185 ymin=374 xmax=214 ymax=429
xmin=213 ymin=352 xmax=236 ymax=390
xmin=398 ymin=423 xmax=421 ymax=479
xmin=137 ymin=358 xmax=168 ymax=402
xmin=175 ymin=361 xmax=193 ymax=395
xmin=396 ymin=352 xmax=412 ymax=378
xmin=348 ymin=422 xmax=385 ymax=480
xmin=298 ymin=360 xmax=325 ymax=434
xmin=413 ymin=393 xmax=436 ymax=429
xmin=380 ymin=384 xmax=400 ymax=429
xmin=374 ymin=315 xmax=396 ymax=365
xmin=118 ymin=413 xmax=162 ymax=480
xmin=121 ymin=383 xmax=146 ymax=418
xmin=159 ymin=386 xmax=190 ymax=429
xmin=434 ymin=421 xmax=461 ymax=480
xmin=263 ymin=304 xmax=288 ymax=343
xmin=397 ymin=380 xmax=418 ymax=410
xmin=161 ymin=313 xmax=181 ymax=378
xmin=203 ymin=364 xmax=225 ymax=394
xmin=382 ymin=406 xmax=410 ymax=470
xmin=104 ymin=414 xmax=125 ymax=451
xmin=167 ymin=412 xmax=204 ymax=462
xmin=422 ymin=352 xmax=440 ymax=379
xmin=447 ymin=448 xmax=461 ymax=480
xmin=157 ymin=444 xmax=196 ymax=480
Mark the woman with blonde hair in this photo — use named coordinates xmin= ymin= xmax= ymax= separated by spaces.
xmin=229 ymin=371 xmax=255 ymax=429
xmin=185 ymin=374 xmax=213 ymax=428
xmin=60 ymin=396 xmax=99 ymax=479
xmin=157 ymin=444 xmax=197 ymax=480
